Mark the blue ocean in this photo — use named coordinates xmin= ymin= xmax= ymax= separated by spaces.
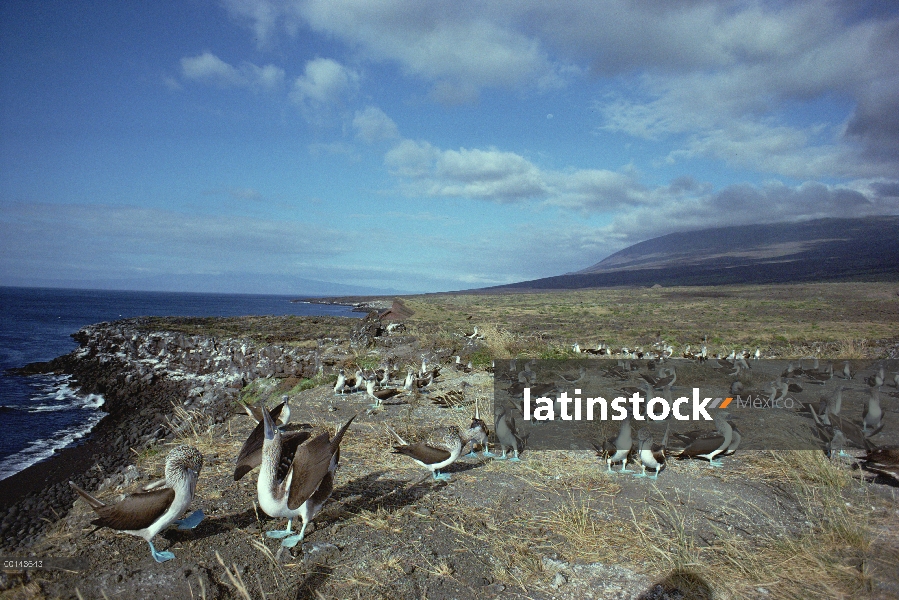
xmin=0 ymin=287 xmax=362 ymax=481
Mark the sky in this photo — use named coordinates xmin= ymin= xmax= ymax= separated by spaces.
xmin=1 ymin=1 xmax=898 ymax=295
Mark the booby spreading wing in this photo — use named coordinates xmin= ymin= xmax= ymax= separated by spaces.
xmin=243 ymin=400 xmax=284 ymax=424
xmin=70 ymin=482 xmax=175 ymax=531
xmin=286 ymin=416 xmax=355 ymax=511
xmin=286 ymin=433 xmax=333 ymax=510
xmin=234 ymin=421 xmax=310 ymax=481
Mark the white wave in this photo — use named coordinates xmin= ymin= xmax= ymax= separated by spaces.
xmin=22 ymin=375 xmax=105 ymax=412
xmin=81 ymin=393 xmax=104 ymax=409
xmin=0 ymin=377 xmax=107 ymax=481
xmin=0 ymin=410 xmax=105 ymax=481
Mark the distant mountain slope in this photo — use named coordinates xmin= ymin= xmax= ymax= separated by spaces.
xmin=487 ymin=216 xmax=899 ymax=290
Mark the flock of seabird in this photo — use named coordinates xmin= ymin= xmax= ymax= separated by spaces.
xmin=67 ymin=339 xmax=898 ymax=564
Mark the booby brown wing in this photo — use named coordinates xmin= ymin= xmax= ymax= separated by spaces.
xmin=72 ymin=483 xmax=176 ymax=531
xmin=243 ymin=401 xmax=284 ymax=423
xmin=863 ymin=446 xmax=899 ymax=465
xmin=234 ymin=423 xmax=310 ymax=481
xmin=309 ymin=471 xmax=335 ymax=506
xmin=828 ymin=413 xmax=873 ymax=450
xmin=286 ymin=433 xmax=333 ymax=511
xmin=277 ymin=432 xmax=313 ymax=482
xmin=676 ymin=435 xmax=725 ymax=459
xmin=393 ymin=443 xmax=452 ymax=466
xmin=651 ymin=442 xmax=667 ymax=465
xmin=374 ymin=388 xmax=402 ymax=400
xmin=286 ymin=415 xmax=355 ymax=511
xmin=639 ymin=373 xmax=658 ymax=387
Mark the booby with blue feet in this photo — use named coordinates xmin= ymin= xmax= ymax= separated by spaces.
xmin=258 ymin=408 xmax=355 ymax=548
xmin=69 ymin=445 xmax=204 ymax=563
xmin=388 ymin=425 xmax=469 ymax=482
xmin=464 ymin=399 xmax=494 ymax=458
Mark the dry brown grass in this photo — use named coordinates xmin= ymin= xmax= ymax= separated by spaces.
xmin=539 ymin=491 xmax=640 ymax=564
xmin=627 ymin=451 xmax=887 ymax=599
xmin=401 ymin=282 xmax=899 ymax=359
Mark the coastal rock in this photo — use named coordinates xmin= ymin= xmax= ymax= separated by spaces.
xmin=2 ymin=317 xmax=325 ymax=551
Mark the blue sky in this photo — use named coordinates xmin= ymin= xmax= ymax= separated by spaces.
xmin=2 ymin=1 xmax=898 ymax=294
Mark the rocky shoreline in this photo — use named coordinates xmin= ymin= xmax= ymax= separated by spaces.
xmin=292 ymin=296 xmax=394 ymax=313
xmin=1 ymin=317 xmax=336 ymax=552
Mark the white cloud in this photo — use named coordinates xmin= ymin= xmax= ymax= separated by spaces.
xmin=214 ymin=0 xmax=899 ymax=178
xmin=290 ymin=57 xmax=358 ymax=106
xmin=218 ymin=1 xmax=899 ymax=174
xmin=180 ymin=51 xmax=285 ymax=90
xmin=383 ymin=135 xmax=899 ymax=254
xmin=385 ymin=139 xmax=646 ymax=207
xmin=386 ymin=141 xmax=546 ymax=201
xmin=222 ymin=0 xmax=568 ymax=101
xmin=584 ymin=2 xmax=899 ymax=178
xmin=352 ymin=106 xmax=399 ymax=143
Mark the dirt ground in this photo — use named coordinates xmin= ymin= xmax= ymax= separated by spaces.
xmin=7 ymin=362 xmax=899 ymax=600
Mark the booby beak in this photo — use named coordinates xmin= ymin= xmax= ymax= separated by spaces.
xmin=262 ymin=404 xmax=276 ymax=441
xmin=174 ymin=467 xmax=205 ymax=530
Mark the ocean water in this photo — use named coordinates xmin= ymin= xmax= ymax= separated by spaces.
xmin=0 ymin=287 xmax=362 ymax=481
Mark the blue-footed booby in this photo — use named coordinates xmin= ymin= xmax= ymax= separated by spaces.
xmin=464 ymin=399 xmax=494 ymax=458
xmin=594 ymin=417 xmax=634 ymax=473
xmin=234 ymin=405 xmax=311 ymax=482
xmin=867 ymin=365 xmax=885 ymax=388
xmin=353 ymin=369 xmax=369 ymax=393
xmin=695 ymin=412 xmax=733 ymax=467
xmin=862 ymin=387 xmax=884 ymax=436
xmin=494 ymin=403 xmax=527 ymax=461
xmin=366 ymin=380 xmax=403 ymax=409
xmin=634 ymin=424 xmax=669 ymax=479
xmin=258 ymin=409 xmax=355 ymax=548
xmin=333 ymin=369 xmax=347 ymax=396
xmin=69 ymin=445 xmax=204 ymax=563
xmin=675 ymin=412 xmax=735 ymax=467
xmin=810 ymin=404 xmax=848 ymax=458
xmin=403 ymin=369 xmax=415 ymax=391
xmin=389 ymin=425 xmax=469 ymax=481
xmin=838 ymin=361 xmax=853 ymax=380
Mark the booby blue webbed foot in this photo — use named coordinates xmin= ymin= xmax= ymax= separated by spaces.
xmin=707 ymin=460 xmax=724 ymax=468
xmin=481 ymin=451 xmax=496 ymax=458
xmin=266 ymin=519 xmax=294 ymax=539
xmin=508 ymin=457 xmax=521 ymax=463
xmin=281 ymin=523 xmax=307 ymax=548
xmin=494 ymin=455 xmax=507 ymax=461
xmin=148 ymin=541 xmax=175 ymax=563
xmin=464 ymin=451 xmax=478 ymax=458
xmin=267 ymin=530 xmax=294 ymax=539
xmin=433 ymin=471 xmax=452 ymax=481
xmin=632 ymin=472 xmax=647 ymax=478
xmin=175 ymin=509 xmax=205 ymax=530
xmin=618 ymin=466 xmax=634 ymax=473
